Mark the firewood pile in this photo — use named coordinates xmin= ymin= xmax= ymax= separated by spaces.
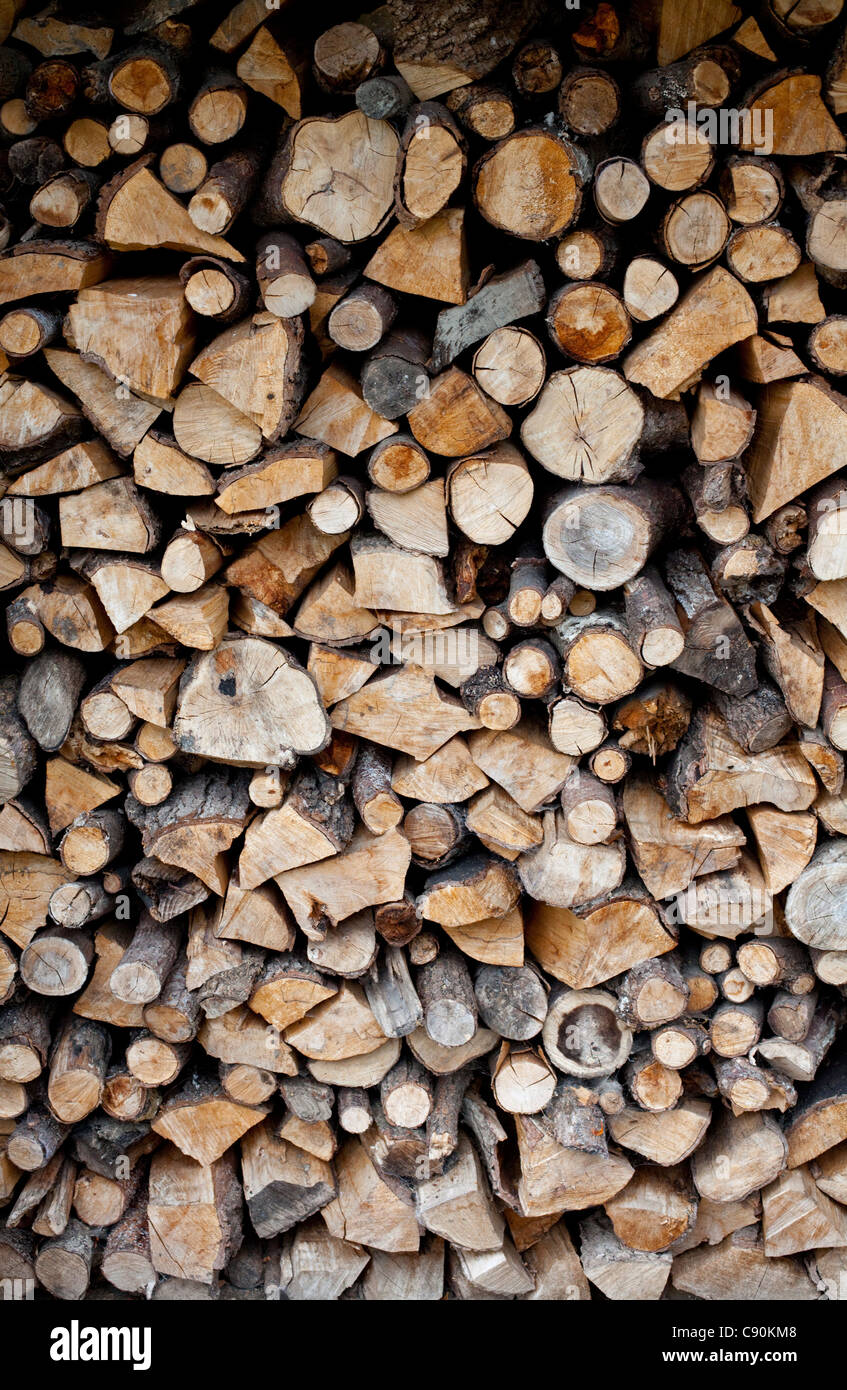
xmin=2 ymin=0 xmax=847 ymax=1304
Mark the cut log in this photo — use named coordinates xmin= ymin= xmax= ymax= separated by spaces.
xmin=691 ymin=1110 xmax=787 ymax=1202
xmin=97 ymin=156 xmax=244 ymax=259
xmin=148 ymin=1145 xmax=242 ymax=1283
xmin=544 ymin=483 xmax=680 ymax=594
xmin=667 ymin=707 xmax=817 ymax=823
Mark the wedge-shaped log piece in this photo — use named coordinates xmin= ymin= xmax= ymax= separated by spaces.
xmin=579 ymin=1214 xmax=671 ymax=1300
xmin=746 ymin=806 xmax=817 ymax=895
xmin=521 ymin=1222 xmax=590 ymax=1299
xmin=59 ymin=477 xmax=161 ymax=553
xmin=249 ymin=955 xmax=336 ymax=1032
xmin=514 ymin=1113 xmax=632 ymax=1218
xmin=692 ymin=1110 xmax=787 ymax=1203
xmin=9 ymin=439 xmax=120 ymax=497
xmin=241 ymin=1121 xmax=335 ymax=1238
xmin=332 ymin=663 xmax=479 ymax=761
xmin=392 ymin=736 xmax=488 ymax=804
xmin=295 ymin=362 xmax=397 ymax=457
xmin=227 ymin=514 xmax=346 ymax=618
xmin=0 ymin=851 xmax=69 ymax=949
xmin=45 ymin=349 xmax=160 ymax=457
xmin=66 ymin=276 xmax=196 ymax=405
xmin=667 ymin=708 xmax=817 ymax=823
xmin=0 ymin=373 xmax=86 ymax=472
xmin=276 ymin=1114 xmax=336 ymax=1161
xmin=239 ymin=765 xmax=353 ymax=889
xmin=812 ymin=1142 xmax=847 ymax=1204
xmin=744 ymin=377 xmax=847 ymax=522
xmin=0 ymin=799 xmax=50 ymax=855
xmin=416 ymin=1133 xmax=503 ymax=1251
xmin=605 ymin=1163 xmax=697 ymax=1253
xmin=761 ymin=1165 xmax=847 ymax=1257
xmin=366 ymin=478 xmax=449 ymax=558
xmin=152 ymin=1068 xmax=268 ymax=1165
xmin=0 ymin=241 xmax=110 ymax=309
xmin=190 ymin=313 xmax=305 ymax=443
xmin=147 ymin=584 xmax=228 ymax=651
xmin=407 ymin=368 xmax=510 ymax=458
xmin=308 ymin=1037 xmax=401 ymax=1089
xmin=236 ymin=23 xmax=306 ymax=118
xmin=324 ymin=1138 xmax=420 ymax=1252
xmin=468 ymin=722 xmax=572 ymax=814
xmin=466 ymin=785 xmax=543 ymax=860
xmin=216 ymin=441 xmax=335 ymax=515
xmin=19 ymin=577 xmax=112 ymax=654
xmin=110 ymin=656 xmax=184 ymax=727
xmin=453 ymin=1237 xmax=534 ymax=1297
xmin=747 ymin=602 xmax=824 ymax=728
xmin=670 ymin=853 xmax=771 ymax=940
xmin=365 ymin=207 xmax=469 ymax=305
xmin=126 ymin=769 xmax=252 ymax=895
xmin=742 ymin=73 xmax=845 ymax=158
xmin=97 ymin=156 xmax=245 ymax=259
xmin=72 ymin=923 xmax=145 ymax=1030
xmin=276 ymin=826 xmax=411 ymax=936
xmin=623 ymin=266 xmax=757 ymax=400
xmin=82 ymin=555 xmax=169 ymax=633
xmin=45 ymin=757 xmax=121 ymax=837
xmin=360 ymin=1239 xmax=444 ymax=1300
xmin=351 ymin=535 xmax=454 ymax=614
xmin=623 ymin=774 xmax=745 ymax=900
xmin=198 ymin=1006 xmax=296 ymax=1075
xmin=134 ymin=431 xmax=215 ymax=496
xmin=293 ymin=560 xmax=377 ymax=643
xmin=172 ymin=381 xmax=262 ymax=467
xmin=783 ymin=1034 xmax=847 ymax=1166
xmin=672 ymin=1225 xmax=817 ymax=1301
xmin=608 ymin=1098 xmax=712 ymax=1167
xmin=280 ymin=1218 xmax=368 ymax=1301
xmin=307 ymin=644 xmax=374 ymax=707
xmin=526 ymin=886 xmax=676 ymax=989
xmin=417 ymin=854 xmax=520 ymax=927
xmin=672 ymin=1192 xmax=761 ymax=1256
xmin=148 ymin=1145 xmax=242 ymax=1284
xmin=284 ymin=981 xmax=387 ymax=1060
xmin=441 ymin=906 xmax=525 ymax=967
xmin=305 ymin=907 xmax=377 ymax=979
xmin=133 ymin=858 xmax=209 ymax=923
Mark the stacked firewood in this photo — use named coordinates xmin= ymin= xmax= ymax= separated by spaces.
xmin=2 ymin=0 xmax=847 ymax=1303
